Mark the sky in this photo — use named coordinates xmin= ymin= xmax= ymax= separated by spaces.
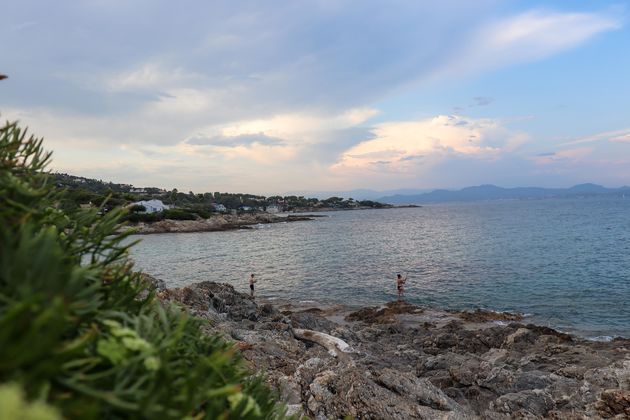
xmin=1 ymin=0 xmax=629 ymax=194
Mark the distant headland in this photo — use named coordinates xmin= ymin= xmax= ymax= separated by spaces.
xmin=53 ymin=173 xmax=397 ymax=234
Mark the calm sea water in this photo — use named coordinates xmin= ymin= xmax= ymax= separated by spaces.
xmin=128 ymin=197 xmax=630 ymax=339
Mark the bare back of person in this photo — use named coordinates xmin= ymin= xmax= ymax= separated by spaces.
xmin=249 ymin=274 xmax=257 ymax=296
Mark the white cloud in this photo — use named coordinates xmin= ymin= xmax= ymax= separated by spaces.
xmin=429 ymin=10 xmax=620 ymax=82
xmin=0 ymin=2 xmax=625 ymax=191
xmin=333 ymin=115 xmax=528 ymax=174
xmin=208 ymin=107 xmax=378 ymax=140
xmin=558 ymin=128 xmax=630 ymax=146
xmin=611 ymin=133 xmax=630 ymax=143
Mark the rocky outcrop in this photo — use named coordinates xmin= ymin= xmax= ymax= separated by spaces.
xmin=158 ymin=280 xmax=630 ymax=419
xmin=122 ymin=213 xmax=317 ymax=234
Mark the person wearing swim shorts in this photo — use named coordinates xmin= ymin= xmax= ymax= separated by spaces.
xmin=396 ymin=274 xmax=407 ymax=299
xmin=249 ymin=273 xmax=257 ymax=297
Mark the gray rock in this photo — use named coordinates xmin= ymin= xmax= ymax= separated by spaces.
xmin=491 ymin=389 xmax=555 ymax=417
xmin=158 ymin=280 xmax=630 ymax=419
xmin=513 ymin=370 xmax=553 ymax=392
xmin=284 ymin=404 xmax=302 ymax=417
xmin=376 ymin=368 xmax=462 ymax=412
xmin=290 ymin=311 xmax=337 ymax=333
xmin=278 ymin=375 xmax=302 ymax=404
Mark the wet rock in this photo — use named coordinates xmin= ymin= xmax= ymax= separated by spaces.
xmin=524 ymin=324 xmax=574 ymax=343
xmin=503 ymin=328 xmax=536 ymax=349
xmin=458 ymin=309 xmax=523 ymax=323
xmin=596 ymin=389 xmax=630 ymax=418
xmin=345 ymin=301 xmax=423 ymax=324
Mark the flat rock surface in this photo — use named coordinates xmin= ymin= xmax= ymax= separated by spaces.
xmin=158 ymin=281 xmax=630 ymax=419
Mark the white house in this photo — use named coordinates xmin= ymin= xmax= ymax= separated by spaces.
xmin=132 ymin=199 xmax=170 ymax=213
xmin=212 ymin=203 xmax=227 ymax=212
xmin=266 ymin=204 xmax=282 ymax=214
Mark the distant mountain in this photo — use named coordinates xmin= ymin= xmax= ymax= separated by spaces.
xmin=378 ymin=184 xmax=630 ymax=205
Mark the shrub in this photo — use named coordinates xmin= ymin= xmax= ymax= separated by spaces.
xmin=0 ymin=383 xmax=61 ymax=420
xmin=124 ymin=212 xmax=164 ymax=223
xmin=0 ymin=121 xmax=285 ymax=419
xmin=190 ymin=209 xmax=213 ymax=219
xmin=129 ymin=204 xmax=146 ymax=213
xmin=162 ymin=208 xmax=197 ymax=220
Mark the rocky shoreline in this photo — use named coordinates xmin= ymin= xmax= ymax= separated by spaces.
xmin=151 ymin=279 xmax=629 ymax=419
xmin=122 ymin=213 xmax=320 ymax=234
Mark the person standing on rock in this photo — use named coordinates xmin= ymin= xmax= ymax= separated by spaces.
xmin=249 ymin=273 xmax=257 ymax=297
xmin=396 ymin=274 xmax=407 ymax=299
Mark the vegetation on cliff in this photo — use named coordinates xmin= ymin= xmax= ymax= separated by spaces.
xmin=0 ymin=121 xmax=285 ymax=419
xmin=53 ymin=172 xmax=390 ymax=214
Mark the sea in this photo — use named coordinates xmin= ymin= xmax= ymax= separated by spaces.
xmin=128 ymin=196 xmax=630 ymax=340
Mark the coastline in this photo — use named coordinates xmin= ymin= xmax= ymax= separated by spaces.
xmin=151 ymin=277 xmax=630 ymax=418
xmin=120 ymin=213 xmax=321 ymax=234
xmin=120 ymin=206 xmax=420 ymax=235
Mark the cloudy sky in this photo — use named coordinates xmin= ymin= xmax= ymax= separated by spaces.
xmin=1 ymin=0 xmax=629 ymax=194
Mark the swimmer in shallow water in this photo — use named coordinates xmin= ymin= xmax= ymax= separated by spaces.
xmin=396 ymin=274 xmax=407 ymax=299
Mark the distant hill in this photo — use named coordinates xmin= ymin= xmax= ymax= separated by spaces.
xmin=378 ymin=184 xmax=630 ymax=205
xmin=51 ymin=173 xmax=390 ymax=211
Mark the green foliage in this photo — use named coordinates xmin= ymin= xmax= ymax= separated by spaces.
xmin=162 ymin=208 xmax=197 ymax=220
xmin=53 ymin=172 xmax=389 ymax=213
xmin=124 ymin=212 xmax=162 ymax=223
xmin=0 ymin=121 xmax=285 ymax=419
xmin=128 ymin=204 xmax=146 ymax=213
xmin=123 ymin=208 xmax=202 ymax=223
xmin=190 ymin=208 xmax=212 ymax=219
xmin=357 ymin=200 xmax=387 ymax=208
